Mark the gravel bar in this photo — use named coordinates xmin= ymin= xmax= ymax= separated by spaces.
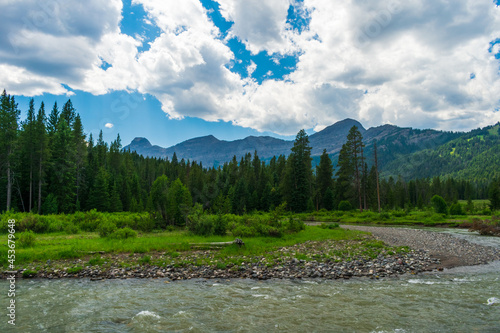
xmin=341 ymin=225 xmax=500 ymax=268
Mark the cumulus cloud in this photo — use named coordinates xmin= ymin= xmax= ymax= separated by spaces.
xmin=0 ymin=0 xmax=499 ymax=133
xmin=105 ymin=123 xmax=114 ymax=129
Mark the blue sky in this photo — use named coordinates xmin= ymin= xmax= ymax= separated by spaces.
xmin=1 ymin=0 xmax=500 ymax=147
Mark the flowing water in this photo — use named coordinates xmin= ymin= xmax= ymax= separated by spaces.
xmin=1 ymin=229 xmax=499 ymax=333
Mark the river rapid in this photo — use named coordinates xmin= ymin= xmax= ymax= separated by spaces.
xmin=1 ymin=229 xmax=499 ymax=333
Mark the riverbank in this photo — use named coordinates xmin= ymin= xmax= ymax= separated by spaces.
xmin=341 ymin=225 xmax=500 ymax=268
xmin=4 ymin=225 xmax=500 ymax=281
xmin=2 ymin=243 xmax=437 ymax=281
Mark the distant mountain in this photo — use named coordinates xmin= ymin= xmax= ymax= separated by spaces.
xmin=123 ymin=118 xmax=462 ymax=171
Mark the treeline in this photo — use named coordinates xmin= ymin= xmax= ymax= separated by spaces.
xmin=0 ymin=90 xmax=497 ymax=221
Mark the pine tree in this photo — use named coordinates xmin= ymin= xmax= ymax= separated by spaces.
xmin=346 ymin=126 xmax=365 ymax=211
xmin=49 ymin=119 xmax=77 ymax=213
xmin=35 ymin=102 xmax=49 ymax=214
xmin=335 ymin=143 xmax=354 ymax=207
xmin=151 ymin=175 xmax=169 ymax=221
xmin=373 ymin=141 xmax=381 ymax=212
xmin=60 ymin=99 xmax=76 ymax=128
xmin=73 ymin=114 xmax=87 ymax=207
xmin=316 ymin=149 xmax=333 ymax=210
xmin=167 ymin=178 xmax=192 ymax=225
xmin=282 ymin=129 xmax=313 ymax=212
xmin=88 ymin=167 xmax=110 ymax=212
xmin=18 ymin=98 xmax=37 ymax=211
xmin=0 ymin=91 xmax=20 ymax=211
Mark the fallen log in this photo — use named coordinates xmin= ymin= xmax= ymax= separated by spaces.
xmin=190 ymin=238 xmax=244 ymax=248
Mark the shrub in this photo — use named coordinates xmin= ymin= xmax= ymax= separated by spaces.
xmin=319 ymin=222 xmax=340 ymax=229
xmin=18 ymin=214 xmax=49 ymax=233
xmin=18 ymin=230 xmax=36 ymax=248
xmin=449 ymin=203 xmax=464 ymax=216
xmin=231 ymin=225 xmax=257 ymax=237
xmin=338 ymin=201 xmax=352 ymax=212
xmin=431 ymin=195 xmax=448 ymax=215
xmin=214 ymin=214 xmax=228 ymax=236
xmin=75 ymin=209 xmax=102 ymax=232
xmin=379 ymin=212 xmax=391 ymax=220
xmin=64 ymin=223 xmax=80 ymax=235
xmin=97 ymin=220 xmax=117 ymax=238
xmin=109 ymin=227 xmax=137 ymax=239
xmin=136 ymin=215 xmax=155 ymax=232
xmin=287 ymin=217 xmax=305 ymax=233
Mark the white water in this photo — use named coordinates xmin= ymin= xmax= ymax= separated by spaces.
xmin=1 ymin=229 xmax=499 ymax=332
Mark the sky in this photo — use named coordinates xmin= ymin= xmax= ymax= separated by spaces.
xmin=1 ymin=0 xmax=500 ymax=147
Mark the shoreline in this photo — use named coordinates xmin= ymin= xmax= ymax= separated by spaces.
xmin=4 ymin=226 xmax=500 ymax=281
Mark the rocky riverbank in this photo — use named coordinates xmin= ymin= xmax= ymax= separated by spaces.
xmin=6 ymin=226 xmax=497 ymax=281
xmin=2 ymin=231 xmax=447 ymax=281
xmin=341 ymin=225 xmax=500 ymax=268
xmin=3 ymin=248 xmax=438 ymax=281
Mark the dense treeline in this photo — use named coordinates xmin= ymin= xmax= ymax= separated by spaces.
xmin=0 ymin=91 xmax=497 ymax=223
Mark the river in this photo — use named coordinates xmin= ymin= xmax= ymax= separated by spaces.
xmin=1 ymin=228 xmax=499 ymax=332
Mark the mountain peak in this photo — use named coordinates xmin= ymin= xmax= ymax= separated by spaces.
xmin=130 ymin=137 xmax=152 ymax=147
xmin=324 ymin=118 xmax=366 ymax=132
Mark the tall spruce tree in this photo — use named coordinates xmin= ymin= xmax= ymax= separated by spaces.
xmin=346 ymin=126 xmax=365 ymax=211
xmin=282 ymin=129 xmax=313 ymax=212
xmin=35 ymin=102 xmax=49 ymax=214
xmin=0 ymin=91 xmax=20 ymax=211
xmin=316 ymin=149 xmax=333 ymax=210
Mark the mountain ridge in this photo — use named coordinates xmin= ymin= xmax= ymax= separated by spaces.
xmin=123 ymin=118 xmax=463 ymax=170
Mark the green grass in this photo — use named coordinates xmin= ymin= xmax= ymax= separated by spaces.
xmin=0 ymin=226 xmax=365 ymax=267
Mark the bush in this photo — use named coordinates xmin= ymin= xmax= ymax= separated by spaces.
xmin=231 ymin=225 xmax=257 ymax=237
xmin=64 ymin=223 xmax=80 ymax=235
xmin=338 ymin=201 xmax=352 ymax=212
xmin=18 ymin=230 xmax=36 ymax=248
xmin=18 ymin=214 xmax=49 ymax=233
xmin=214 ymin=214 xmax=228 ymax=236
xmin=97 ymin=220 xmax=117 ymax=238
xmin=431 ymin=195 xmax=448 ymax=215
xmin=319 ymin=222 xmax=339 ymax=229
xmin=75 ymin=209 xmax=102 ymax=232
xmin=449 ymin=203 xmax=464 ymax=216
xmin=379 ymin=212 xmax=391 ymax=220
xmin=109 ymin=227 xmax=137 ymax=239
xmin=287 ymin=217 xmax=305 ymax=233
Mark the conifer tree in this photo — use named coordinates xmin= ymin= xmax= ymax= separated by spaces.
xmin=0 ymin=91 xmax=20 ymax=211
xmin=35 ymin=102 xmax=49 ymax=214
xmin=316 ymin=149 xmax=333 ymax=210
xmin=282 ymin=129 xmax=313 ymax=212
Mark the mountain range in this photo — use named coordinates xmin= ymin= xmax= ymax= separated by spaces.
xmin=124 ymin=118 xmax=467 ymax=172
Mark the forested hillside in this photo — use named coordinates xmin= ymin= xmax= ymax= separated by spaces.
xmin=382 ymin=124 xmax=500 ymax=182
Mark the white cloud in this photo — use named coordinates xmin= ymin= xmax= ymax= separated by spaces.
xmin=0 ymin=0 xmax=499 ymax=134
xmin=105 ymin=123 xmax=114 ymax=129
